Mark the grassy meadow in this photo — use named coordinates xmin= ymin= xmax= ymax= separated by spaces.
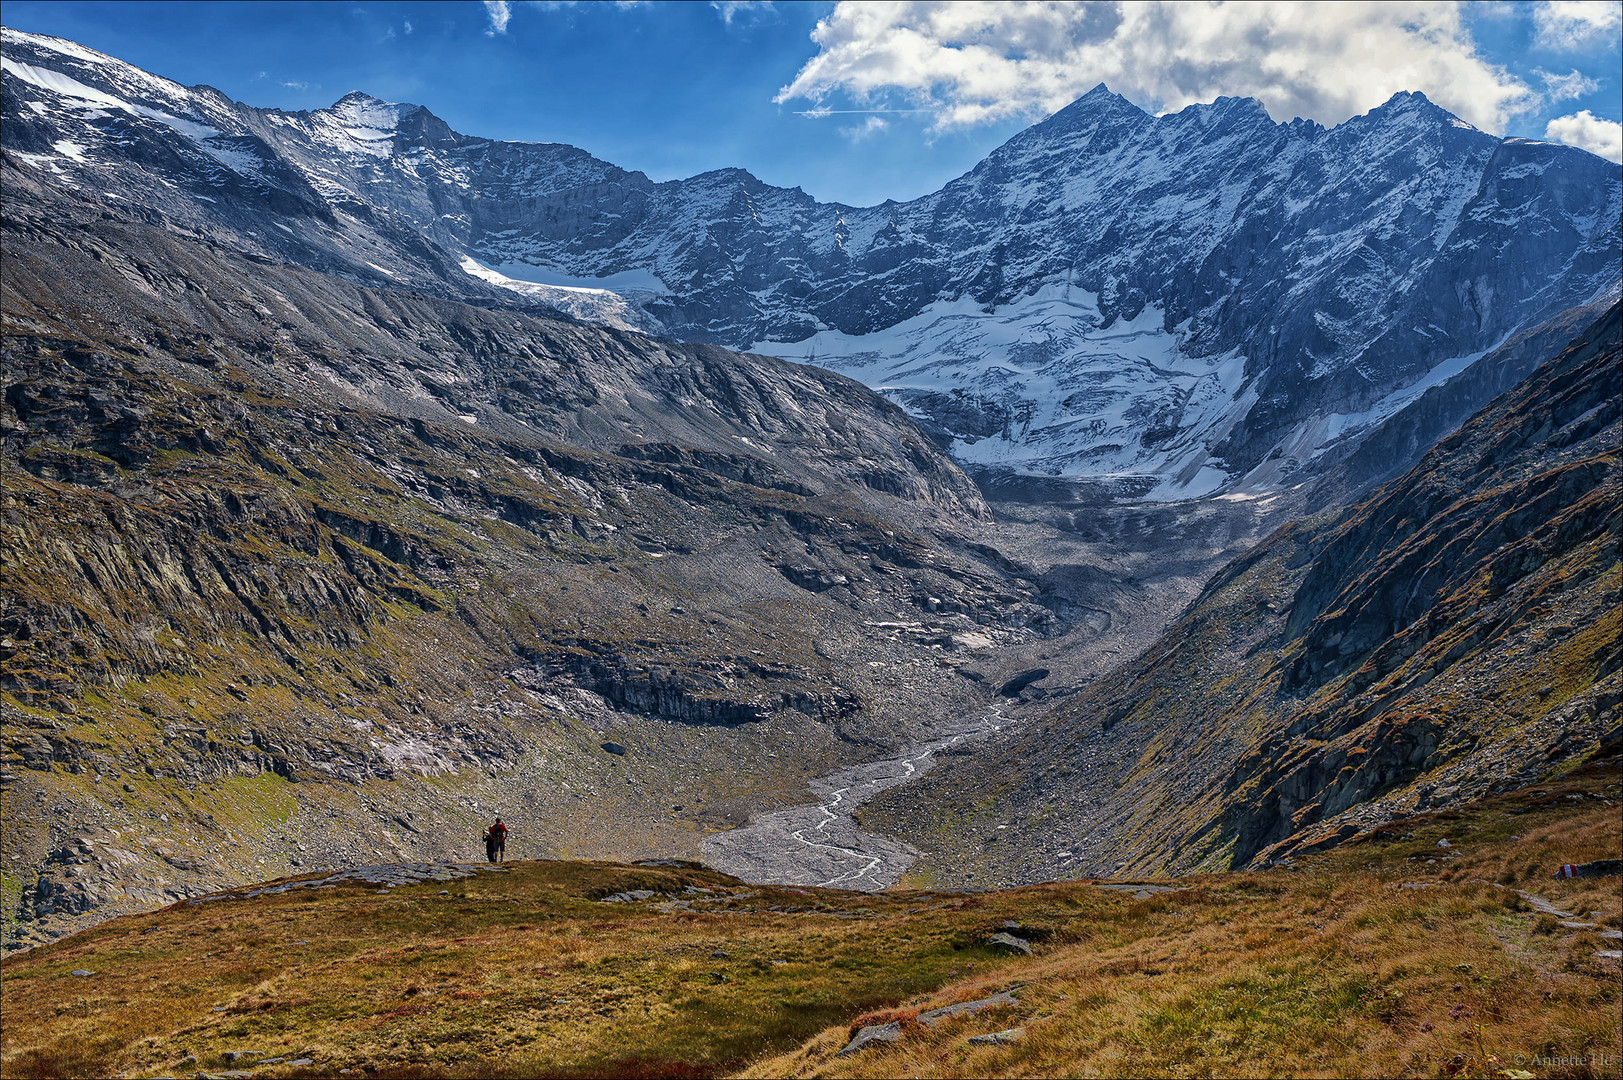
xmin=1 ymin=760 xmax=1617 ymax=1080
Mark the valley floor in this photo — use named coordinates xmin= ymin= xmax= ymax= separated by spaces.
xmin=2 ymin=759 xmax=1617 ymax=1079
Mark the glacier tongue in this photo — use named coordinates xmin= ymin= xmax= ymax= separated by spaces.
xmin=756 ymin=283 xmax=1250 ymax=500
xmin=458 ymin=257 xmax=668 ymax=336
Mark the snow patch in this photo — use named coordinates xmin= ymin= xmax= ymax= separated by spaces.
xmin=2 ymin=56 xmax=261 ymax=176
xmin=458 ymin=257 xmax=666 ymax=336
xmin=11 ymin=150 xmax=65 ymax=173
xmin=1 ymin=27 xmax=114 ymax=67
xmin=479 ymin=260 xmax=671 ymax=297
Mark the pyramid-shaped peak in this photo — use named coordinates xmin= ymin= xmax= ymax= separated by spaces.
xmin=1338 ymin=90 xmax=1481 ymax=136
xmin=1065 ymin=83 xmax=1143 ymax=114
xmin=1369 ymin=90 xmax=1454 ymax=119
xmin=327 ymin=91 xmax=426 ymax=130
xmin=1028 ymin=84 xmax=1148 ymax=137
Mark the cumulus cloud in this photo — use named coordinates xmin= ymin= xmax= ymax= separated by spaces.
xmin=484 ymin=0 xmax=511 ymax=36
xmin=1545 ymin=110 xmax=1623 ymax=162
xmin=777 ymin=1 xmax=1539 ymax=133
xmin=1532 ymin=1 xmax=1622 ymax=51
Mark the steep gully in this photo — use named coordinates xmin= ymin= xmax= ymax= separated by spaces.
xmin=701 ymin=704 xmax=1009 ymax=890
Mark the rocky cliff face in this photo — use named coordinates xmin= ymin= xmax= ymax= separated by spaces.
xmin=1301 ymin=299 xmax=1618 ymax=511
xmin=864 ymin=305 xmax=1620 ymax=882
xmin=5 ymin=27 xmax=1618 ymax=493
xmin=0 ymin=157 xmax=1074 ymax=948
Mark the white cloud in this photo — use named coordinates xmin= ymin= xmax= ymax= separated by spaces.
xmin=281 ymin=80 xmax=309 ymax=91
xmin=404 ymin=20 xmax=414 ymax=34
xmin=484 ymin=0 xmax=512 ymax=36
xmin=1532 ymin=1 xmax=1622 ymax=51
xmin=1545 ymin=110 xmax=1623 ymax=162
xmin=777 ymin=1 xmax=1539 ymax=133
xmin=712 ymin=1 xmax=772 ymax=25
xmin=839 ymin=115 xmax=890 ymax=141
xmin=1538 ymin=68 xmax=1600 ymax=101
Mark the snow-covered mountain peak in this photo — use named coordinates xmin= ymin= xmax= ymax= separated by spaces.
xmin=4 ymin=28 xmax=1617 ymax=500
xmin=327 ymin=91 xmax=421 ymax=129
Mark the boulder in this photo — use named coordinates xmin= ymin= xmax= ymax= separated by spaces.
xmin=986 ymin=932 xmax=1033 ymax=955
xmin=836 ymin=1022 xmax=904 ymax=1057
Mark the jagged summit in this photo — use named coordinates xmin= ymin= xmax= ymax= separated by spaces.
xmin=325 ymin=90 xmax=426 ymax=126
xmin=332 ymin=89 xmax=397 ymax=107
xmin=1049 ymin=81 xmax=1141 ymax=116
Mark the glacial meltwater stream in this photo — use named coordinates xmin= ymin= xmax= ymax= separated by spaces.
xmin=699 ymin=703 xmax=1007 ymax=890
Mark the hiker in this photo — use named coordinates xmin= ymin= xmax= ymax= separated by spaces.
xmin=484 ymin=816 xmax=508 ymax=863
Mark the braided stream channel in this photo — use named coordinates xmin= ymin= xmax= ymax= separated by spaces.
xmin=699 ymin=703 xmax=1007 ymax=891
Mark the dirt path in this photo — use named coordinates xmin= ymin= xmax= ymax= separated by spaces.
xmin=700 ymin=704 xmax=1007 ymax=891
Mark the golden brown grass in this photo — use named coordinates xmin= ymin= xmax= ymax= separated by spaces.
xmin=749 ymin=761 xmax=1622 ymax=1080
xmin=2 ymin=763 xmax=1618 ymax=1080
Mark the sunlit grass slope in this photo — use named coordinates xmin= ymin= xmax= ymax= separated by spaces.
xmin=2 ymin=761 xmax=1617 ymax=1080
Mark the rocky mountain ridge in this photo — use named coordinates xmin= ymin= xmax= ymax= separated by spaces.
xmin=5 ymin=26 xmax=1618 ymax=494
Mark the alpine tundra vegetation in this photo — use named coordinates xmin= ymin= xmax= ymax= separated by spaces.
xmin=0 ymin=8 xmax=1619 ymax=1080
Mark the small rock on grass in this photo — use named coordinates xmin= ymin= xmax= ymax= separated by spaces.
xmin=969 ymin=1027 xmax=1024 ymax=1046
xmin=837 ymin=1022 xmax=904 ymax=1057
xmin=919 ymin=991 xmax=1018 ymax=1025
xmin=987 ymin=932 xmax=1032 ymax=955
xmin=70 ymin=969 xmax=94 ymax=977
xmin=599 ymin=889 xmax=658 ymax=903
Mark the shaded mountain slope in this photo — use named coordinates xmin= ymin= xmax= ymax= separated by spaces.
xmin=1302 ymin=297 xmax=1618 ymax=510
xmin=865 ymin=305 xmax=1621 ymax=883
xmin=0 ymin=160 xmax=1067 ymax=948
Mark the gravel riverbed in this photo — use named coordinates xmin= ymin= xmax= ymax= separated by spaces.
xmin=700 ymin=704 xmax=1006 ymax=890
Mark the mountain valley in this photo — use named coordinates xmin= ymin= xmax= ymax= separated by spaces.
xmin=0 ymin=26 xmax=1620 ymax=1077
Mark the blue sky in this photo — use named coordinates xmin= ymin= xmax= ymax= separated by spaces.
xmin=3 ymin=1 xmax=1619 ymax=206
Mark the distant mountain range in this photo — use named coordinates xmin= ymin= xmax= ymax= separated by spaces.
xmin=5 ymin=26 xmax=1618 ymax=497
